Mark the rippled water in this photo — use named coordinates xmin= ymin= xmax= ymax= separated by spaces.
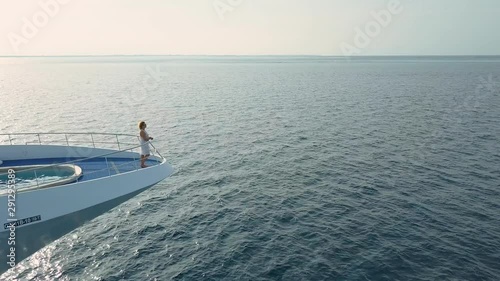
xmin=1 ymin=56 xmax=500 ymax=280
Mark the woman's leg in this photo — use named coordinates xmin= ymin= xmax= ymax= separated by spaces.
xmin=141 ymin=154 xmax=150 ymax=168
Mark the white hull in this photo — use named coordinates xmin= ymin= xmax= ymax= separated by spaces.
xmin=0 ymin=141 xmax=174 ymax=274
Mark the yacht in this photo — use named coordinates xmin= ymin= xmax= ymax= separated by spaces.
xmin=0 ymin=132 xmax=174 ymax=274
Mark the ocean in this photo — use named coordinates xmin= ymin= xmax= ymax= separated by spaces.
xmin=1 ymin=56 xmax=499 ymax=280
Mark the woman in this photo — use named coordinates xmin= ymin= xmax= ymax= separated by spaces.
xmin=138 ymin=121 xmax=153 ymax=168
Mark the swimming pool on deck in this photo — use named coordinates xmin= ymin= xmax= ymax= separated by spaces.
xmin=0 ymin=157 xmax=159 ymax=191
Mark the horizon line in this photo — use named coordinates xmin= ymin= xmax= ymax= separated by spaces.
xmin=1 ymin=54 xmax=500 ymax=58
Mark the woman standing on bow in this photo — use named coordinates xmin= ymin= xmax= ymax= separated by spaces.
xmin=138 ymin=121 xmax=153 ymax=168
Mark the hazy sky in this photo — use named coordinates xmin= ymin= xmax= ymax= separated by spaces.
xmin=0 ymin=0 xmax=499 ymax=56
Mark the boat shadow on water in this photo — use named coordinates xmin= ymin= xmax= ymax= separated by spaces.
xmin=0 ymin=183 xmax=155 ymax=275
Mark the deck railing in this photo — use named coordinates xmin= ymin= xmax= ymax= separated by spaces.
xmin=0 ymin=132 xmax=141 ymax=151
xmin=0 ymin=133 xmax=166 ymax=193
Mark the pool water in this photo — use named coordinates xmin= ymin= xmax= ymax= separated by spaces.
xmin=0 ymin=165 xmax=77 ymax=189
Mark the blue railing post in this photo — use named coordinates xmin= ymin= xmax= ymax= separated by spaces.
xmin=34 ymin=169 xmax=39 ymax=188
xmin=105 ymin=157 xmax=111 ymax=176
xmin=116 ymin=135 xmax=121 ymax=150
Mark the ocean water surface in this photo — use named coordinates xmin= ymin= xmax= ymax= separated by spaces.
xmin=0 ymin=56 xmax=499 ymax=280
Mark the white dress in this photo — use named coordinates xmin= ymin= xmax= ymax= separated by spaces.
xmin=139 ymin=130 xmax=151 ymax=155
